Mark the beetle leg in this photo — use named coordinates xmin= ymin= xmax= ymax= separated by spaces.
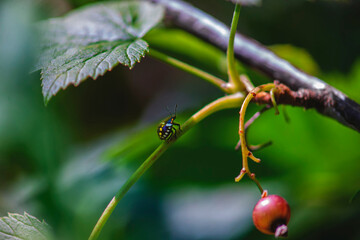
xmin=173 ymin=122 xmax=182 ymax=131
xmin=171 ymin=126 xmax=177 ymax=138
xmin=166 ymin=130 xmax=174 ymax=143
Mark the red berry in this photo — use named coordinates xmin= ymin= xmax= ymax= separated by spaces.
xmin=252 ymin=195 xmax=291 ymax=238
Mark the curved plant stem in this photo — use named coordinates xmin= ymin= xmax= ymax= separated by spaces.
xmin=88 ymin=144 xmax=166 ymax=240
xmin=148 ymin=49 xmax=231 ymax=94
xmin=235 ymin=83 xmax=276 ymax=193
xmin=270 ymin=88 xmax=279 ymax=115
xmin=227 ymin=3 xmax=245 ymax=92
xmin=182 ymin=92 xmax=244 ymax=132
xmin=88 ymin=92 xmax=244 ymax=240
xmin=235 ymin=105 xmax=273 ymax=152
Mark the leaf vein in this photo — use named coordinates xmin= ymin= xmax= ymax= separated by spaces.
xmin=1 ymin=218 xmax=24 ymax=240
xmin=24 ymin=214 xmax=47 ymax=239
xmin=0 ymin=230 xmax=24 ymax=240
xmin=92 ymin=47 xmax=117 ymax=77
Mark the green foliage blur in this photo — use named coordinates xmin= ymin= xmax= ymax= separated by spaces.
xmin=0 ymin=0 xmax=359 ymax=239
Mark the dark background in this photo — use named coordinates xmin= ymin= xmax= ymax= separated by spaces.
xmin=0 ymin=0 xmax=359 ymax=239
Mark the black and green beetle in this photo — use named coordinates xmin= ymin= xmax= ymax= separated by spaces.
xmin=157 ymin=105 xmax=181 ymax=141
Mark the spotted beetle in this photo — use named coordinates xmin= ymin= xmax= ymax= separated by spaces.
xmin=157 ymin=105 xmax=181 ymax=141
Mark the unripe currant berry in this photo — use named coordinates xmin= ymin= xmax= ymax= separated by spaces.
xmin=252 ymin=194 xmax=291 ymax=238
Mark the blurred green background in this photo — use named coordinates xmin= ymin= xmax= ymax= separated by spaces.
xmin=0 ymin=0 xmax=359 ymax=239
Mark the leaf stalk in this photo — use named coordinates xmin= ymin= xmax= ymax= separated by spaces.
xmin=148 ymin=49 xmax=231 ymax=93
xmin=227 ymin=4 xmax=245 ymax=92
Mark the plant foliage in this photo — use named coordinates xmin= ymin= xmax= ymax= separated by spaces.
xmin=35 ymin=1 xmax=164 ymax=103
xmin=0 ymin=212 xmax=52 ymax=240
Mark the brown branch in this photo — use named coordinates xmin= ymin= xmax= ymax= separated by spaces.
xmin=253 ymin=82 xmax=333 ymax=112
xmin=147 ymin=0 xmax=360 ymax=133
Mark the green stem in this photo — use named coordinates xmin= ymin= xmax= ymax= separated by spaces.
xmin=227 ymin=4 xmax=245 ymax=92
xmin=148 ymin=49 xmax=231 ymax=94
xmin=182 ymin=92 xmax=244 ymax=132
xmin=270 ymin=88 xmax=279 ymax=115
xmin=251 ymin=175 xmax=264 ymax=194
xmin=88 ymin=92 xmax=244 ymax=240
xmin=88 ymin=143 xmax=167 ymax=240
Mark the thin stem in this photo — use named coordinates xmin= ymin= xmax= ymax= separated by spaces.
xmin=183 ymin=92 xmax=244 ymax=132
xmin=282 ymin=105 xmax=290 ymax=123
xmin=244 ymin=106 xmax=271 ymax=130
xmin=240 ymin=74 xmax=255 ymax=92
xmin=270 ymin=88 xmax=279 ymax=115
xmin=227 ymin=4 xmax=245 ymax=92
xmin=89 ymin=92 xmax=244 ymax=240
xmin=148 ymin=49 xmax=231 ymax=94
xmin=235 ymin=83 xmax=276 ymax=193
xmin=250 ymin=174 xmax=264 ymax=194
xmin=89 ymin=144 xmax=167 ymax=240
xmin=235 ymin=105 xmax=272 ymax=151
xmin=248 ymin=141 xmax=272 ymax=152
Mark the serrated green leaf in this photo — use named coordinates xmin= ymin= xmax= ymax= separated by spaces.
xmin=0 ymin=212 xmax=52 ymax=240
xmin=41 ymin=39 xmax=148 ymax=101
xmin=35 ymin=1 xmax=164 ymax=103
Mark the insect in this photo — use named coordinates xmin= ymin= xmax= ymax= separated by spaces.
xmin=157 ymin=105 xmax=181 ymax=141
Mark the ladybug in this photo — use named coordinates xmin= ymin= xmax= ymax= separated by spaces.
xmin=157 ymin=105 xmax=181 ymax=141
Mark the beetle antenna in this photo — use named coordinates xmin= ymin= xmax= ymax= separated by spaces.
xmin=174 ymin=104 xmax=178 ymax=115
xmin=165 ymin=105 xmax=171 ymax=115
